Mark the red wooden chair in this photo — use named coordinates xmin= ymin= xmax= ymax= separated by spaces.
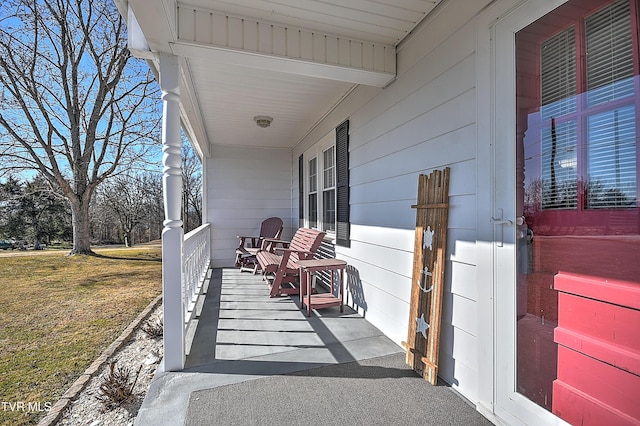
xmin=256 ymin=227 xmax=326 ymax=297
xmin=235 ymin=217 xmax=283 ymax=272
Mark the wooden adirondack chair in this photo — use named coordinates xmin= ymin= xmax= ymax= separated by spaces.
xmin=256 ymin=227 xmax=326 ymax=297
xmin=235 ymin=217 xmax=283 ymax=272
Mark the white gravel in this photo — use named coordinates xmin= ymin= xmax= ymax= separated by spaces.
xmin=56 ymin=307 xmax=163 ymax=426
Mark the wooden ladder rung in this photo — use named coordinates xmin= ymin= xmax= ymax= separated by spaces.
xmin=410 ymin=203 xmax=449 ymax=209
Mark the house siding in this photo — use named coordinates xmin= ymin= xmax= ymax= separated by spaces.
xmin=205 ymin=145 xmax=293 ymax=268
xmin=292 ymin=0 xmax=488 ymax=403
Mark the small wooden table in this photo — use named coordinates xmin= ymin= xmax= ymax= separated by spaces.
xmin=298 ymin=258 xmax=347 ymax=317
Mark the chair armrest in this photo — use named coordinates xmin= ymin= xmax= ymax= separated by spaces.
xmin=237 ymin=235 xmax=261 ymax=249
xmin=261 ymin=238 xmax=291 ymax=252
xmin=277 ymin=248 xmax=313 ymax=264
xmin=263 ymin=238 xmax=290 ymax=245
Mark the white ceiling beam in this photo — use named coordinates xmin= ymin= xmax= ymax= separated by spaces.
xmin=174 ymin=6 xmax=396 ymax=87
xmin=171 ymin=41 xmax=395 ymax=87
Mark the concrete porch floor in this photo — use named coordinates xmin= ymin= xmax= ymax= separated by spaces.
xmin=134 ymin=267 xmax=490 ymax=425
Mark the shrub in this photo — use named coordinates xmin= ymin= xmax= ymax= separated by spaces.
xmin=96 ymin=361 xmax=142 ymax=410
xmin=142 ymin=317 xmax=163 ymax=339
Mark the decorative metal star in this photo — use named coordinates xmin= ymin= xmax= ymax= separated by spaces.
xmin=415 ymin=313 xmax=430 ymax=339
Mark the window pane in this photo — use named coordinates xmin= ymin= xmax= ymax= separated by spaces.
xmin=586 ymin=0 xmax=634 ymax=107
xmin=541 ymin=27 xmax=576 ymax=120
xmin=587 ymin=105 xmax=637 ymax=208
xmin=323 ymin=146 xmax=335 ymax=188
xmin=308 ymin=193 xmax=317 ymax=228
xmin=309 ymin=158 xmax=317 ymax=192
xmin=541 ymin=119 xmax=578 ymax=209
xmin=322 ymin=189 xmax=335 ymax=232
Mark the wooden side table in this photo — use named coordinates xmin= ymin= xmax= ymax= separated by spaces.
xmin=298 ymin=259 xmax=347 ymax=317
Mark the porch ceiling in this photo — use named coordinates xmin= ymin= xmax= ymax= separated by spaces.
xmin=120 ymin=0 xmax=443 ymax=155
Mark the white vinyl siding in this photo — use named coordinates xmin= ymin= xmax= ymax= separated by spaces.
xmin=205 ymin=146 xmax=292 ymax=268
xmin=293 ymin=0 xmax=487 ymax=405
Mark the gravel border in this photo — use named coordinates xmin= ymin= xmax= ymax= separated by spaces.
xmin=37 ymin=295 xmax=163 ymax=426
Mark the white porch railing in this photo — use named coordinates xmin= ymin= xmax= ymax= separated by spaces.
xmin=182 ymin=223 xmax=211 ymax=324
xmin=159 ymin=53 xmax=211 ymax=371
xmin=162 ymin=220 xmax=211 ymax=372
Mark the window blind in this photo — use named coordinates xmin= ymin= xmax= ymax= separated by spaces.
xmin=539 ymin=0 xmax=637 ymax=210
xmin=587 ymin=105 xmax=637 ymax=208
xmin=541 ymin=27 xmax=576 ymax=121
xmin=585 ymin=0 xmax=636 ymax=208
xmin=585 ymin=0 xmax=634 ymax=107
xmin=542 ymin=119 xmax=578 ymax=209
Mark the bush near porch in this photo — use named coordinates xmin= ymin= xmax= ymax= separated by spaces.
xmin=0 ymin=245 xmax=162 ymax=426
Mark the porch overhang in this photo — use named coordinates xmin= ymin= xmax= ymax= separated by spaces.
xmin=113 ymin=0 xmax=446 ymax=373
xmin=116 ymin=0 xmax=445 ymax=153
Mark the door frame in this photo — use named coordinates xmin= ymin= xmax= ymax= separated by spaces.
xmin=476 ymin=0 xmax=572 ymax=424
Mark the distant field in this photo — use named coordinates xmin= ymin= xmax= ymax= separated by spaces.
xmin=0 ymin=245 xmax=162 ymax=426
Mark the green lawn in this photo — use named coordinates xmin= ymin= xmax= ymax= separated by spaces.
xmin=0 ymin=245 xmax=162 ymax=426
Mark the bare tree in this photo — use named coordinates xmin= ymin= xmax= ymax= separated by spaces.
xmin=98 ymin=174 xmax=150 ymax=247
xmin=182 ymin=143 xmax=202 ymax=233
xmin=89 ymin=189 xmax=121 ymax=244
xmin=91 ymin=172 xmax=164 ymax=246
xmin=0 ymin=0 xmax=159 ymax=254
xmin=141 ymin=172 xmax=164 ymax=241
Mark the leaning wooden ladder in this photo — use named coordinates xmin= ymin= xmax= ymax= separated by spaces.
xmin=402 ymin=168 xmax=450 ymax=385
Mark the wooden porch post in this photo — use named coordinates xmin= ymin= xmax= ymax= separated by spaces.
xmin=159 ymin=53 xmax=184 ymax=372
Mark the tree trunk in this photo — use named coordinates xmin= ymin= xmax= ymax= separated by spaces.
xmin=32 ymin=212 xmax=42 ymax=250
xmin=69 ymin=196 xmax=94 ymax=255
xmin=124 ymin=229 xmax=132 ymax=247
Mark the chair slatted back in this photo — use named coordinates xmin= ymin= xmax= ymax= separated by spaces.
xmin=287 ymin=228 xmax=326 ymax=266
xmin=260 ymin=217 xmax=284 ymax=242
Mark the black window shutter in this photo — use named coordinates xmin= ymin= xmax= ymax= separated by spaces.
xmin=298 ymin=154 xmax=304 ymax=225
xmin=335 ymin=120 xmax=350 ymax=247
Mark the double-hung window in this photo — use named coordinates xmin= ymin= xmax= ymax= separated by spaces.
xmin=305 ymin=136 xmax=335 ymax=233
xmin=322 ymin=146 xmax=336 ymax=233
xmin=299 ymin=120 xmax=350 ymax=246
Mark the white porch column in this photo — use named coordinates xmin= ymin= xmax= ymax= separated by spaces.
xmin=159 ymin=53 xmax=184 ymax=372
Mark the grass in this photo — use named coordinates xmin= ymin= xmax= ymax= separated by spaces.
xmin=0 ymin=245 xmax=162 ymax=426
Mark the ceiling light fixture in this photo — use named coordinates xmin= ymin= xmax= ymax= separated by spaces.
xmin=254 ymin=115 xmax=273 ymax=128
